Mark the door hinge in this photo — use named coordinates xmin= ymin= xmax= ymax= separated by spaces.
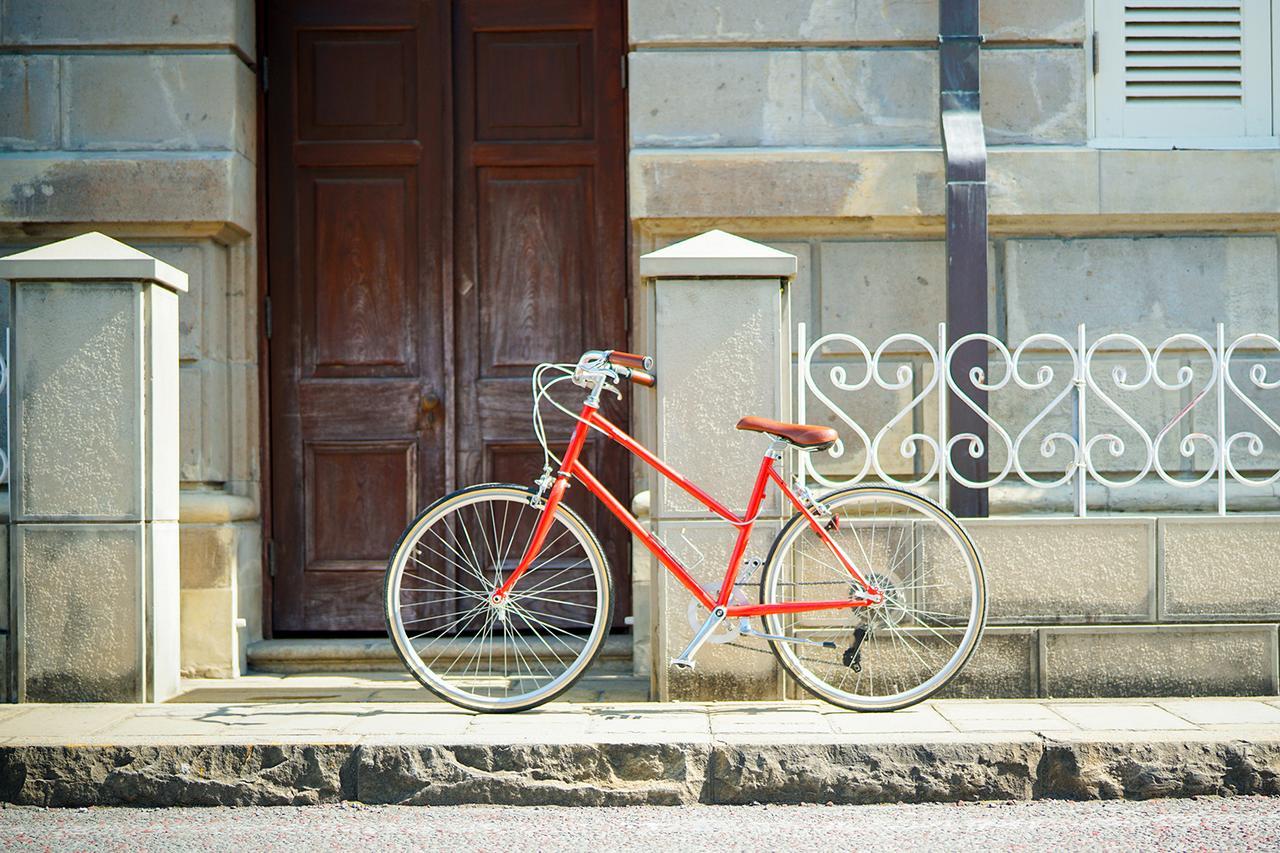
xmin=1091 ymin=31 xmax=1099 ymax=76
xmin=260 ymin=55 xmax=269 ymax=92
xmin=263 ymin=295 xmax=272 ymax=339
xmin=267 ymin=539 xmax=277 ymax=578
xmin=620 ymin=54 xmax=627 ymax=89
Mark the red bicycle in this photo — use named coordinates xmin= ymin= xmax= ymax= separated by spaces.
xmin=385 ymin=349 xmax=986 ymax=712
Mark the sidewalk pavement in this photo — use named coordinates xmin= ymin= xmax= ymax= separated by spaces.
xmin=2 ymin=677 xmax=1279 ymax=807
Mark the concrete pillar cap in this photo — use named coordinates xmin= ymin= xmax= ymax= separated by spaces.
xmin=640 ymin=229 xmax=797 ymax=279
xmin=0 ymin=231 xmax=188 ymax=293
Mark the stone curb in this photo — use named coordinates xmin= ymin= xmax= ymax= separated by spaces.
xmin=2 ymin=736 xmax=1278 ymax=807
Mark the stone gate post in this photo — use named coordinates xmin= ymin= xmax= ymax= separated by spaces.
xmin=639 ymin=230 xmax=796 ymax=701
xmin=0 ymin=233 xmax=186 ymax=702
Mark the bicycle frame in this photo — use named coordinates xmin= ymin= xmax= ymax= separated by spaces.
xmin=495 ymin=397 xmax=881 ymax=619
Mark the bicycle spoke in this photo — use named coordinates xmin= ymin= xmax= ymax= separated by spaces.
xmin=760 ymin=487 xmax=984 ymax=711
xmin=387 ymin=488 xmax=608 ymax=712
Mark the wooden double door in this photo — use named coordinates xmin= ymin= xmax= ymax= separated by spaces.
xmin=265 ymin=0 xmax=629 ymax=633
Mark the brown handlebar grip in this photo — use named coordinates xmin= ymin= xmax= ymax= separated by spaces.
xmin=608 ymin=350 xmax=654 ymax=372
xmin=627 ymin=368 xmax=656 ymax=388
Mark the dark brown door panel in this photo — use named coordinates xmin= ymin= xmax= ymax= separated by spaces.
xmin=267 ymin=0 xmax=628 ymax=631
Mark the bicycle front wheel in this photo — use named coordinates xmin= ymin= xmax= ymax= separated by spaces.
xmin=760 ymin=485 xmax=985 ymax=711
xmin=385 ymin=483 xmax=614 ymax=712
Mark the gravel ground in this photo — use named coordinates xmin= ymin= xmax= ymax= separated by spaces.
xmin=2 ymin=797 xmax=1279 ymax=852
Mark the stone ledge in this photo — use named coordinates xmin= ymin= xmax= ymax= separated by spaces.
xmin=2 ymin=0 xmax=254 ymax=60
xmin=178 ymin=490 xmax=256 ymax=524
xmin=630 ymin=148 xmax=1280 ymax=223
xmin=247 ymin=636 xmax=637 ymax=674
xmin=629 ymin=0 xmax=1084 ymax=48
xmin=2 ymin=733 xmax=1278 ymax=806
xmin=0 ymin=153 xmax=254 ymax=235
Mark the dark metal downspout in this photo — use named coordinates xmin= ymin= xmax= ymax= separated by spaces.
xmin=940 ymin=0 xmax=989 ymax=517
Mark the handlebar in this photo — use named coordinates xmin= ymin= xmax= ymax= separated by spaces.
xmin=621 ymin=367 xmax=656 ymax=387
xmin=606 ymin=350 xmax=653 ymax=372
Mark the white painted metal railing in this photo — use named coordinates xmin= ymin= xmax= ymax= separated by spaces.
xmin=796 ymin=323 xmax=1280 ymax=516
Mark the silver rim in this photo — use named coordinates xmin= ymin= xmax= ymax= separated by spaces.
xmin=385 ymin=486 xmax=611 ymax=711
xmin=762 ymin=487 xmax=985 ymax=711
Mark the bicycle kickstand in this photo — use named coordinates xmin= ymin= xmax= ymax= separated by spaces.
xmin=670 ymin=606 xmax=727 ymax=670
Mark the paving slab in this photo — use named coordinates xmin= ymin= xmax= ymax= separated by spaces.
xmin=1050 ymin=703 xmax=1200 ymax=732
xmin=1156 ymin=699 xmax=1280 ymax=727
xmin=1 ymin=693 xmax=1279 ymax=807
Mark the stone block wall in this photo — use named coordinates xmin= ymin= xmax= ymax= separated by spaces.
xmin=628 ymin=1 xmax=1280 ymax=700
xmin=627 ymin=0 xmax=1280 ymax=515
xmin=0 ymin=0 xmax=260 ymax=678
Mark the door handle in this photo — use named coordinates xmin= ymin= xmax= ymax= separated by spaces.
xmin=419 ymin=390 xmax=442 ymax=429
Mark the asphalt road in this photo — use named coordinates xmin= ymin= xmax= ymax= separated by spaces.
xmin=2 ymin=797 xmax=1279 ymax=852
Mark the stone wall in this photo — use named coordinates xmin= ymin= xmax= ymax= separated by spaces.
xmin=626 ymin=0 xmax=1280 ymax=505
xmin=0 ymin=0 xmax=260 ymax=677
xmin=628 ymin=1 xmax=1280 ymax=700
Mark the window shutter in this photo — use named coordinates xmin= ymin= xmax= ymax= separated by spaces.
xmin=1094 ymin=0 xmax=1273 ymax=143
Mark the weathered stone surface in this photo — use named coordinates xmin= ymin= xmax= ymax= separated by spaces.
xmin=629 ymin=51 xmax=802 ymax=147
xmin=134 ymin=239 xmax=230 ymax=362
xmin=934 ymin=627 xmax=1037 ymax=699
xmin=0 ymin=56 xmax=59 ymax=150
xmin=986 ymin=148 xmax=1100 ymax=215
xmin=1040 ymin=625 xmax=1280 ymax=698
xmin=711 ymin=740 xmax=1042 ymax=803
xmin=818 ymin=240 xmax=995 ymax=352
xmin=356 ymin=743 xmax=711 ymax=805
xmin=179 ymin=586 xmax=237 ymax=679
xmin=180 ymin=524 xmax=236 ymax=590
xmin=64 ymin=55 xmax=254 ymax=157
xmin=2 ymin=732 xmax=1280 ymax=806
xmin=0 ymin=154 xmax=255 ymax=232
xmin=0 ymin=745 xmax=353 ymax=807
xmin=801 ymin=51 xmax=934 ymax=146
xmin=933 ymin=518 xmax=1156 ymax=623
xmin=631 ymin=48 xmax=1085 ymax=147
xmin=630 ymin=148 xmax=1280 ymax=222
xmin=1160 ymin=517 xmax=1280 ymax=619
xmin=629 ymin=0 xmax=1085 ymax=47
xmin=15 ymin=523 xmax=143 ymax=702
xmin=3 ymin=0 xmax=254 ymax=58
xmin=983 ymin=49 xmax=1086 ymax=145
xmin=1100 ymin=150 xmax=1280 ymax=216
xmin=1005 ymin=236 xmax=1280 ymax=345
xmin=631 ymin=149 xmax=941 ymax=220
xmin=12 ymin=282 xmax=142 ymax=519
xmin=653 ymin=277 xmax=784 ymax=517
xmin=1036 ymin=738 xmax=1280 ymax=800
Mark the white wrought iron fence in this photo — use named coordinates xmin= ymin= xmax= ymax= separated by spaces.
xmin=796 ymin=322 xmax=1280 ymax=516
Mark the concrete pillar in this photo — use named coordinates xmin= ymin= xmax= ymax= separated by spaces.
xmin=639 ymin=230 xmax=797 ymax=701
xmin=0 ymin=233 xmax=186 ymax=702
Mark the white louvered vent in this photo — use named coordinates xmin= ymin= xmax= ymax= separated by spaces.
xmin=1123 ymin=0 xmax=1244 ymax=106
xmin=1094 ymin=0 xmax=1274 ymax=144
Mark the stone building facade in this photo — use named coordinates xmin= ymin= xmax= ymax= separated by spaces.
xmin=0 ymin=1 xmax=1277 ymax=693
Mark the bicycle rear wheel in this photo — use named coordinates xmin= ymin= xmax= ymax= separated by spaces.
xmin=759 ymin=485 xmax=985 ymax=711
xmin=384 ymin=483 xmax=614 ymax=712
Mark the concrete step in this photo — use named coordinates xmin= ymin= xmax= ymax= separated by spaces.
xmin=247 ymin=634 xmax=636 ymax=675
xmin=2 ymin=698 xmax=1279 ymax=806
xmin=173 ymin=671 xmax=651 ymax=705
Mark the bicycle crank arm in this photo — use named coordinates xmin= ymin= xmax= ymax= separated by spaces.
xmin=671 ymin=607 xmax=728 ymax=669
xmin=738 ymin=621 xmax=837 ymax=649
